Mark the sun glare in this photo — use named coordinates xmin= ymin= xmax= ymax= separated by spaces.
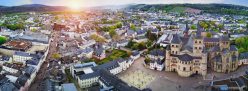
xmin=67 ymin=0 xmax=82 ymax=11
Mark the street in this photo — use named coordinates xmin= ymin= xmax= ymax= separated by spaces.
xmin=29 ymin=30 xmax=61 ymax=91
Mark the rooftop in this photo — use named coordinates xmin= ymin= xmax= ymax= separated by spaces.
xmin=2 ymin=40 xmax=32 ymax=51
xmin=61 ymin=83 xmax=78 ymax=91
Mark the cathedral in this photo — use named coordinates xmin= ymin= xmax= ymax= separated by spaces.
xmin=165 ymin=34 xmax=208 ymax=77
xmin=164 ymin=33 xmax=239 ymax=77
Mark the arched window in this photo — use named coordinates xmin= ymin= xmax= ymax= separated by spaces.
xmin=183 ymin=67 xmax=186 ymax=71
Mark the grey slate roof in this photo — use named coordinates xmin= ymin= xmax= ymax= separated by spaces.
xmin=151 ymin=59 xmax=165 ymax=65
xmin=178 ymin=54 xmax=194 ymax=62
xmin=211 ymin=45 xmax=221 ymax=52
xmin=23 ymin=66 xmax=36 ymax=77
xmin=132 ymin=51 xmax=140 ymax=56
xmin=73 ymin=62 xmax=97 ymax=69
xmin=98 ymin=69 xmax=140 ymax=91
xmin=220 ymin=35 xmax=230 ymax=41
xmin=171 ymin=34 xmax=182 ymax=44
xmin=94 ymin=45 xmax=104 ymax=56
xmin=181 ymin=34 xmax=194 ymax=52
xmin=136 ymin=30 xmax=146 ymax=35
xmin=62 ymin=83 xmax=77 ymax=91
xmin=15 ymin=74 xmax=29 ymax=87
xmin=26 ymin=58 xmax=40 ymax=66
xmin=149 ymin=49 xmax=165 ymax=57
xmin=203 ymin=38 xmax=219 ymax=43
xmin=93 ymin=61 xmax=120 ymax=71
xmin=239 ymin=52 xmax=248 ymax=60
xmin=79 ymin=71 xmax=99 ymax=80
xmin=230 ymin=45 xmax=238 ymax=51
xmin=0 ymin=82 xmax=18 ymax=91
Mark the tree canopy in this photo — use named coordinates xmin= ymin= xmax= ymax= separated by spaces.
xmin=235 ymin=36 xmax=248 ymax=53
xmin=0 ymin=36 xmax=7 ymax=45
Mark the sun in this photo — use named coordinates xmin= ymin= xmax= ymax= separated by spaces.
xmin=67 ymin=0 xmax=82 ymax=10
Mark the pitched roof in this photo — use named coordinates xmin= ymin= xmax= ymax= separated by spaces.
xmin=211 ymin=45 xmax=221 ymax=52
xmin=239 ymin=52 xmax=248 ymax=60
xmin=178 ymin=54 xmax=194 ymax=62
xmin=79 ymin=71 xmax=99 ymax=80
xmin=230 ymin=45 xmax=238 ymax=51
xmin=171 ymin=34 xmax=182 ymax=44
xmin=203 ymin=38 xmax=219 ymax=43
xmin=61 ymin=83 xmax=77 ymax=91
xmin=220 ymin=35 xmax=230 ymax=41
xmin=149 ymin=49 xmax=165 ymax=56
xmin=0 ymin=82 xmax=18 ymax=91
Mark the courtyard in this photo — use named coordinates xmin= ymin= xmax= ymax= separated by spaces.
xmin=119 ymin=70 xmax=155 ymax=89
xmin=117 ymin=57 xmax=248 ymax=91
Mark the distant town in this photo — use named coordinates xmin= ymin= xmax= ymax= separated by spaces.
xmin=0 ymin=3 xmax=247 ymax=91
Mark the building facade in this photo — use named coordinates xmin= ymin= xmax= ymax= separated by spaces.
xmin=208 ymin=36 xmax=239 ymax=73
xmin=165 ymin=34 xmax=207 ymax=77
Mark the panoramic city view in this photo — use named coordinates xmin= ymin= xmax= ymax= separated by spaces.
xmin=0 ymin=0 xmax=248 ymax=91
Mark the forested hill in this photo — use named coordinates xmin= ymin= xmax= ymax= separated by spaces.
xmin=127 ymin=4 xmax=248 ymax=16
xmin=0 ymin=4 xmax=69 ymax=14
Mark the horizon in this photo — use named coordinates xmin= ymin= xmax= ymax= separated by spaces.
xmin=0 ymin=0 xmax=248 ymax=7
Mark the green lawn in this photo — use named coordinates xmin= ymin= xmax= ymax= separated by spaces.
xmin=97 ymin=49 xmax=128 ymax=65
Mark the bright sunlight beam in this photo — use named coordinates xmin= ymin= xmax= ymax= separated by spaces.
xmin=67 ymin=0 xmax=82 ymax=10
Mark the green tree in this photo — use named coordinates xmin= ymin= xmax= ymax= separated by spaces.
xmin=90 ymin=34 xmax=106 ymax=43
xmin=191 ymin=25 xmax=197 ymax=30
xmin=0 ymin=36 xmax=7 ymax=45
xmin=218 ymin=24 xmax=224 ymax=29
xmin=206 ymin=32 xmax=212 ymax=38
xmin=116 ymin=22 xmax=122 ymax=28
xmin=109 ymin=29 xmax=117 ymax=37
xmin=52 ymin=53 xmax=61 ymax=59
xmin=130 ymin=24 xmax=136 ymax=30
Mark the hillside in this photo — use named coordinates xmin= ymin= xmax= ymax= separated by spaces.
xmin=0 ymin=4 xmax=69 ymax=14
xmin=127 ymin=4 xmax=248 ymax=15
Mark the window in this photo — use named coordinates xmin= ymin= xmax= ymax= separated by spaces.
xmin=199 ymin=41 xmax=202 ymax=44
xmin=176 ymin=45 xmax=178 ymax=48
xmin=199 ymin=47 xmax=202 ymax=50
xmin=195 ymin=47 xmax=197 ymax=49
xmin=172 ymin=45 xmax=174 ymax=47
xmin=183 ymin=67 xmax=186 ymax=71
xmin=190 ymin=67 xmax=192 ymax=71
xmin=195 ymin=41 xmax=197 ymax=43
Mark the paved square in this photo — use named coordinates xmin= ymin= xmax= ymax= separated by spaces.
xmin=120 ymin=70 xmax=155 ymax=89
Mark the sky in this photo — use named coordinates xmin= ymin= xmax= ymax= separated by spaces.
xmin=0 ymin=0 xmax=248 ymax=7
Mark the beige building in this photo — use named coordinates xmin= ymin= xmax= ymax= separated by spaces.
xmin=165 ymin=34 xmax=207 ymax=77
xmin=208 ymin=36 xmax=239 ymax=73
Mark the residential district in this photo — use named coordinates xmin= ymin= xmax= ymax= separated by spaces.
xmin=0 ymin=9 xmax=247 ymax=91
